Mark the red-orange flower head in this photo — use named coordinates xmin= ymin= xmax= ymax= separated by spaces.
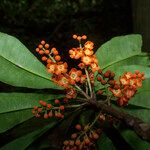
xmin=55 ymin=62 xmax=68 ymax=75
xmin=110 ymin=71 xmax=145 ymax=106
xmin=52 ymin=74 xmax=70 ymax=89
xmin=66 ymin=88 xmax=77 ymax=99
xmin=69 ymin=47 xmax=84 ymax=59
xmin=47 ymin=63 xmax=56 ymax=74
xmin=69 ymin=68 xmax=82 ymax=84
xmin=84 ymin=41 xmax=94 ymax=50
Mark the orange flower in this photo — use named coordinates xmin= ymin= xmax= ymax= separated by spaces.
xmin=81 ymin=56 xmax=92 ymax=65
xmin=117 ymin=96 xmax=128 ymax=106
xmin=123 ymin=88 xmax=136 ymax=99
xmin=52 ymin=74 xmax=70 ymax=88
xmin=69 ymin=48 xmax=83 ymax=59
xmin=66 ymin=88 xmax=77 ymax=99
xmin=90 ymin=63 xmax=100 ymax=72
xmin=124 ymin=72 xmax=133 ymax=80
xmin=47 ymin=63 xmax=56 ymax=74
xmin=69 ymin=68 xmax=82 ymax=82
xmin=129 ymin=78 xmax=137 ymax=86
xmin=109 ymin=88 xmax=122 ymax=98
xmin=120 ymin=77 xmax=129 ymax=85
xmin=80 ymin=74 xmax=87 ymax=83
xmin=78 ymin=63 xmax=85 ymax=69
xmin=84 ymin=48 xmax=94 ymax=56
xmin=84 ymin=41 xmax=94 ymax=50
xmin=55 ymin=62 xmax=68 ymax=75
xmin=136 ymin=78 xmax=143 ymax=87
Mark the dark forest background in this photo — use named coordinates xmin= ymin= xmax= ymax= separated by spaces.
xmin=0 ymin=0 xmax=149 ymax=54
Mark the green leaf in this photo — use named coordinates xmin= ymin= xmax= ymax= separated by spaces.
xmin=0 ymin=109 xmax=33 ymax=134
xmin=0 ymin=32 xmax=61 ymax=89
xmin=129 ymin=91 xmax=150 ymax=109
xmin=124 ymin=108 xmax=150 ymax=124
xmin=121 ymin=130 xmax=150 ymax=150
xmin=0 ymin=92 xmax=64 ymax=133
xmin=102 ymin=53 xmax=150 ymax=72
xmin=96 ymin=34 xmax=142 ymax=69
xmin=96 ymin=133 xmax=116 ymax=150
xmin=0 ymin=122 xmax=57 ymax=150
xmin=113 ymin=104 xmax=150 ymax=124
xmin=79 ymin=109 xmax=95 ymax=125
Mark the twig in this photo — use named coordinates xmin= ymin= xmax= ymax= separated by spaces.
xmin=88 ymin=100 xmax=150 ymax=142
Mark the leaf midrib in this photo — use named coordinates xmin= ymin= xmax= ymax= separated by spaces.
xmin=0 ymin=55 xmax=52 ymax=83
xmin=0 ymin=108 xmax=33 ymax=114
xmin=101 ymin=52 xmax=141 ymax=69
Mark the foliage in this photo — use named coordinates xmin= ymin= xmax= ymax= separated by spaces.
xmin=0 ymin=32 xmax=150 ymax=150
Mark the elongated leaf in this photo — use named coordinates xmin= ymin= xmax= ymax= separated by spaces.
xmin=96 ymin=34 xmax=142 ymax=69
xmin=129 ymin=91 xmax=150 ymax=109
xmin=0 ymin=122 xmax=57 ymax=150
xmin=103 ymin=53 xmax=150 ymax=70
xmin=0 ymin=32 xmax=61 ymax=89
xmin=121 ymin=130 xmax=150 ymax=150
xmin=124 ymin=108 xmax=150 ymax=124
xmin=0 ymin=93 xmax=64 ymax=133
xmin=79 ymin=109 xmax=95 ymax=125
xmin=113 ymin=104 xmax=150 ymax=124
xmin=96 ymin=133 xmax=116 ymax=150
xmin=0 ymin=93 xmax=63 ymax=114
xmin=0 ymin=109 xmax=33 ymax=134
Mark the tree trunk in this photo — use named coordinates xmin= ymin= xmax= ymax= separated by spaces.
xmin=132 ymin=0 xmax=150 ymax=52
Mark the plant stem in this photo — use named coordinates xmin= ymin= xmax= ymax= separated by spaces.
xmin=85 ymin=68 xmax=92 ymax=97
xmin=89 ymin=112 xmax=101 ymax=128
xmin=86 ymin=81 xmax=88 ymax=94
xmin=48 ymin=54 xmax=56 ymax=63
xmin=75 ymin=84 xmax=90 ymax=100
xmin=78 ymin=112 xmax=101 ymax=139
xmin=90 ymin=100 xmax=150 ymax=142
xmin=52 ymin=103 xmax=87 ymax=110
xmin=79 ymin=40 xmax=82 ymax=48
xmin=65 ymin=103 xmax=87 ymax=109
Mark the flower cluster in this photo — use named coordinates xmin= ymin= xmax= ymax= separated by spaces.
xmin=33 ymin=34 xmax=146 ymax=150
xmin=62 ymin=124 xmax=101 ymax=150
xmin=32 ymin=99 xmax=65 ymax=119
xmin=69 ymin=35 xmax=99 ymax=73
xmin=109 ymin=71 xmax=145 ymax=106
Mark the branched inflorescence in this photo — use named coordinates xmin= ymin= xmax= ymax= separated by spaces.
xmin=32 ymin=34 xmax=145 ymax=149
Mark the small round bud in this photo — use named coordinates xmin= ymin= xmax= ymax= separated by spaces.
xmin=81 ymin=35 xmax=87 ymax=40
xmin=59 ymin=105 xmax=65 ymax=110
xmin=41 ymin=40 xmax=45 ymax=45
xmin=71 ymin=133 xmax=77 ymax=139
xmin=73 ymin=34 xmax=77 ymax=39
xmin=44 ymin=113 xmax=49 ymax=119
xmin=54 ymin=55 xmax=61 ymax=61
xmin=75 ymin=124 xmax=82 ymax=130
xmin=45 ymin=43 xmax=50 ymax=49
xmin=54 ymin=99 xmax=60 ymax=104
xmin=97 ymin=90 xmax=103 ymax=95
xmin=38 ymin=44 xmax=43 ymax=49
xmin=47 ymin=103 xmax=52 ymax=109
